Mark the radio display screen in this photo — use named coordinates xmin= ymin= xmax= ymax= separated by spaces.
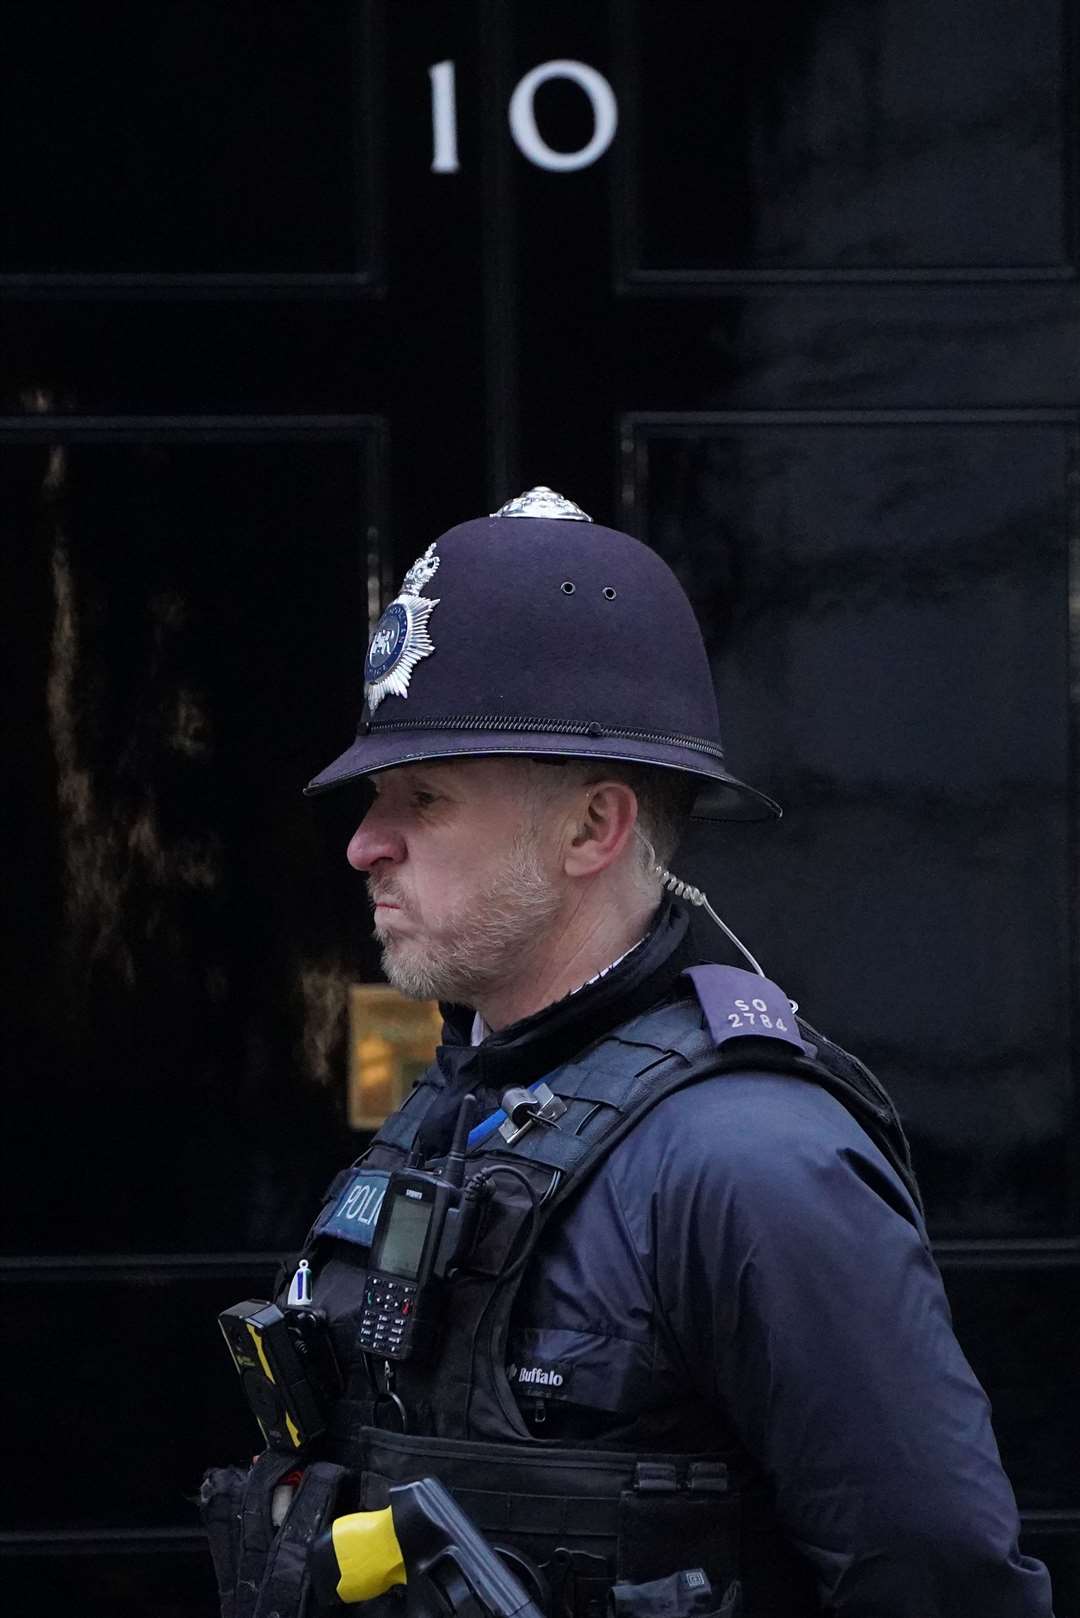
xmin=376 ymin=1192 xmax=432 ymax=1280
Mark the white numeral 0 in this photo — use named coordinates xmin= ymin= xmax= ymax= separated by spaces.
xmin=430 ymin=58 xmax=618 ymax=174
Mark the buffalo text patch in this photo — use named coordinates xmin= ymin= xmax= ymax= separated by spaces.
xmin=506 ymin=1361 xmax=574 ymax=1394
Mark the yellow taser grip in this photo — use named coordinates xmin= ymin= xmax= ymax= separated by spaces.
xmin=330 ymin=1506 xmax=408 ymax=1604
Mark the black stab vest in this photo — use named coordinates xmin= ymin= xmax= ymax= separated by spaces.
xmin=287 ymin=966 xmax=921 ymax=1618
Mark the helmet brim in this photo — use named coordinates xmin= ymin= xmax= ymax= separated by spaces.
xmin=303 ymin=727 xmax=780 ymax=823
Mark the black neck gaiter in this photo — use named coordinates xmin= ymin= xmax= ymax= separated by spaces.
xmin=415 ymin=895 xmax=696 ymax=1159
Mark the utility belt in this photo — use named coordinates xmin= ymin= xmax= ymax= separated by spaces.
xmin=345 ymin=1427 xmax=739 ymax=1617
xmin=200 ymin=1423 xmax=818 ymax=1618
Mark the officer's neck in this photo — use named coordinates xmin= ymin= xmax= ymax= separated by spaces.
xmin=470 ymin=886 xmax=657 ymax=1033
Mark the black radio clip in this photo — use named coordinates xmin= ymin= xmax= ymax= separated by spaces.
xmin=357 ymin=1094 xmax=484 ymax=1363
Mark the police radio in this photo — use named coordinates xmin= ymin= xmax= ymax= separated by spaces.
xmin=358 ymin=1095 xmax=484 ymax=1363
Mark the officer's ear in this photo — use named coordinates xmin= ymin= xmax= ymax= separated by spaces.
xmin=561 ymin=781 xmax=639 ymax=878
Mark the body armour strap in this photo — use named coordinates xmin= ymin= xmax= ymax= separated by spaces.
xmin=683 ymin=965 xmax=922 ymax=1213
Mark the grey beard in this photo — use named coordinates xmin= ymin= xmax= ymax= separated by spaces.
xmin=375 ymin=834 xmax=563 ymax=1007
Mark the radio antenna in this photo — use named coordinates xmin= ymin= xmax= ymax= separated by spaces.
xmin=444 ymin=1093 xmax=477 ymax=1189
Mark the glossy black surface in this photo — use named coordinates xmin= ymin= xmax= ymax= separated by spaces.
xmin=4 ymin=1270 xmax=275 ymax=1530
xmin=3 ymin=0 xmax=1077 ymax=1610
xmin=940 ymin=1259 xmax=1080 ymax=1511
xmin=621 ymin=0 xmax=1067 ymax=279
xmin=0 ymin=1550 xmax=217 ymax=1618
xmin=1 ymin=2 xmax=378 ymax=283
xmin=637 ymin=419 xmax=1073 ymax=1235
xmin=5 ymin=432 xmax=379 ymax=1253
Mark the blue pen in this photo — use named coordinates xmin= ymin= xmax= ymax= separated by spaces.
xmin=466 ymin=1080 xmax=546 ymax=1148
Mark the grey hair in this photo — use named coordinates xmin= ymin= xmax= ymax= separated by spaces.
xmin=517 ymin=758 xmax=695 ymax=892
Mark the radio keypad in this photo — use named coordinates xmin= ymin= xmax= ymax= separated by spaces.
xmin=358 ymin=1275 xmax=418 ymax=1358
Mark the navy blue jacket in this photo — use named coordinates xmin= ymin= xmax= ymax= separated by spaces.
xmin=430 ymin=901 xmax=1054 ymax=1616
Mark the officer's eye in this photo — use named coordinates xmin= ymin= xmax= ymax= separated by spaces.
xmin=412 ymin=790 xmax=438 ymax=809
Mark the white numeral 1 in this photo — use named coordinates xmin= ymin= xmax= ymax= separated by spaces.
xmin=429 ymin=60 xmax=460 ymax=173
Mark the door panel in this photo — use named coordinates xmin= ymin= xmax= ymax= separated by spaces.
xmin=4 ymin=422 xmax=384 ymax=1255
xmin=2 ymin=1 xmax=382 ymax=289
xmin=626 ymin=415 xmax=1074 ymax=1235
xmin=617 ymin=0 xmax=1068 ymax=283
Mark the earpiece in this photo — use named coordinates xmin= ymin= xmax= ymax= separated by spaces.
xmin=636 ymin=832 xmax=768 ymax=979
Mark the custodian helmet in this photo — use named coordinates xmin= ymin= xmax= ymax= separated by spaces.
xmin=305 ymin=487 xmax=779 ymax=821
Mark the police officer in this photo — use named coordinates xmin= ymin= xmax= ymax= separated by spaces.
xmin=203 ymin=489 xmax=1054 ymax=1617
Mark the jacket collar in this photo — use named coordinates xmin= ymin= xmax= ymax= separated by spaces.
xmin=433 ymin=895 xmax=695 ymax=1095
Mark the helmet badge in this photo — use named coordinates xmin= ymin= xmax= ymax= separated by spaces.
xmin=364 ymin=543 xmax=441 ymax=714
xmin=492 ymin=486 xmax=592 ymax=522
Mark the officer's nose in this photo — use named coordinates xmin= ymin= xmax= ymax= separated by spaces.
xmin=346 ymin=802 xmax=405 ymax=871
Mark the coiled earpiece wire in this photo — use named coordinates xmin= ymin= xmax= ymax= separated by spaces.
xmin=636 ymin=831 xmax=768 ymax=979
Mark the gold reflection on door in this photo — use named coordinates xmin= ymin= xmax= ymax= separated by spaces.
xmin=347 ymin=984 xmax=442 ymax=1129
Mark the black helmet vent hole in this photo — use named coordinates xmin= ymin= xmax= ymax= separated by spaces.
xmin=603 ymin=587 xmax=617 ymax=600
xmin=561 ymin=580 xmax=575 ymax=594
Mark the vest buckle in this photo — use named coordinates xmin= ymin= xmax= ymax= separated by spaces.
xmin=498 ymin=1082 xmax=568 ymax=1145
xmin=633 ymin=1461 xmax=678 ymax=1493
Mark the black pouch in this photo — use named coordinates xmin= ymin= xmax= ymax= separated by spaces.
xmin=253 ymin=1460 xmax=348 ymax=1618
xmin=616 ymin=1463 xmax=739 ymax=1593
xmin=354 ymin=1429 xmax=742 ymax=1618
xmin=610 ymin=1569 xmax=740 ymax=1618
xmin=199 ymin=1451 xmax=318 ymax=1618
xmin=199 ymin=1465 xmax=249 ymax=1618
xmin=359 ymin=1427 xmax=634 ymax=1569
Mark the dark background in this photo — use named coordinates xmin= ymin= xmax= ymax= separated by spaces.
xmin=1 ymin=2 xmax=1077 ymax=1611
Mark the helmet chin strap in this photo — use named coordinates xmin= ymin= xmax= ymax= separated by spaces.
xmin=634 ymin=831 xmax=768 ymax=980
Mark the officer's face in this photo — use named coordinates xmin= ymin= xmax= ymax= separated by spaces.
xmin=345 ymin=758 xmax=565 ymax=1005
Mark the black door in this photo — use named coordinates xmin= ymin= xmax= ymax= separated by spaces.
xmin=3 ymin=3 xmax=1076 ymax=1611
